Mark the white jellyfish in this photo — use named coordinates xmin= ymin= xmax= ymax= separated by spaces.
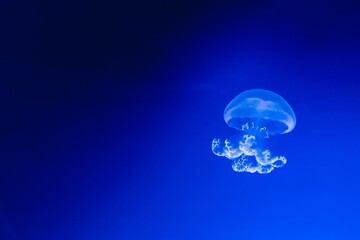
xmin=212 ymin=89 xmax=296 ymax=174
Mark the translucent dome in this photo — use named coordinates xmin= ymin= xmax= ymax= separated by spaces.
xmin=223 ymin=89 xmax=296 ymax=135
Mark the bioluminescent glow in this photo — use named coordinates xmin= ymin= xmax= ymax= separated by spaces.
xmin=212 ymin=89 xmax=296 ymax=174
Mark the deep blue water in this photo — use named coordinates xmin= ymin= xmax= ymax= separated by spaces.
xmin=1 ymin=1 xmax=360 ymax=239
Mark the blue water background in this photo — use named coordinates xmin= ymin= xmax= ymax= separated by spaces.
xmin=1 ymin=1 xmax=360 ymax=239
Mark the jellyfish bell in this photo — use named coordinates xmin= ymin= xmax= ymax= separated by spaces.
xmin=223 ymin=89 xmax=296 ymax=136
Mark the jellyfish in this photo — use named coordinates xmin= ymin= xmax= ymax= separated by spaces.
xmin=212 ymin=89 xmax=296 ymax=174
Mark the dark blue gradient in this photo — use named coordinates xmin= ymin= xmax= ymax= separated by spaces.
xmin=1 ymin=0 xmax=360 ymax=239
